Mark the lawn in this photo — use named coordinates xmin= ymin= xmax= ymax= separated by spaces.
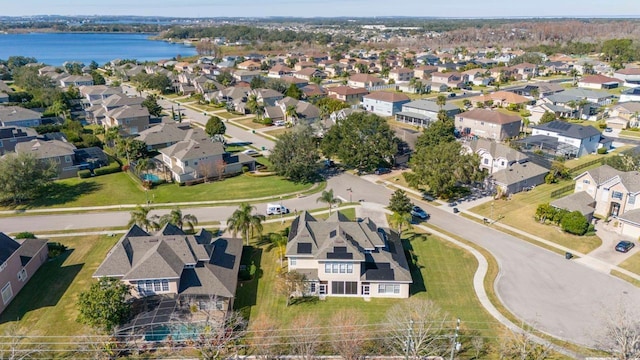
xmin=235 ymin=219 xmax=500 ymax=347
xmin=618 ymin=251 xmax=640 ymax=276
xmin=469 ymin=182 xmax=602 ymax=254
xmin=263 ymin=127 xmax=290 ymax=137
xmin=3 ymin=172 xmax=317 ymax=210
xmin=0 ymin=235 xmax=119 ymax=340
xmin=233 ymin=117 xmax=269 ymax=129
xmin=620 ymin=130 xmax=640 ymax=139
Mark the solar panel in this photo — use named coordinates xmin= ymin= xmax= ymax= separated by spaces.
xmin=297 ymin=243 xmax=312 ymax=254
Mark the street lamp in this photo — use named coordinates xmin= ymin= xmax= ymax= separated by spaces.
xmin=346 ymin=188 xmax=353 ymax=203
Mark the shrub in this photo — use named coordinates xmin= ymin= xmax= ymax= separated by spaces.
xmin=47 ymin=242 xmax=68 ymax=258
xmin=560 ymin=211 xmax=589 ymax=235
xmin=597 ymin=147 xmax=608 ymax=154
xmin=14 ymin=232 xmax=36 ymax=239
xmin=262 ymin=117 xmax=273 ymax=126
xmin=78 ymin=169 xmax=92 ymax=178
xmin=94 ymin=162 xmax=121 ymax=176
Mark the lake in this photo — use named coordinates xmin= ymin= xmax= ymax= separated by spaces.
xmin=0 ymin=32 xmax=197 ymax=66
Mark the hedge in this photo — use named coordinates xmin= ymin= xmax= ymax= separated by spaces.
xmin=94 ymin=162 xmax=122 ymax=176
xmin=78 ymin=169 xmax=92 ymax=178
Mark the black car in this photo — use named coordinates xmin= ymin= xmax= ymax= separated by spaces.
xmin=410 ymin=206 xmax=429 ymax=220
xmin=375 ymin=167 xmax=391 ymax=175
xmin=615 ymin=240 xmax=635 ymax=253
xmin=453 ymin=207 xmax=460 ymax=214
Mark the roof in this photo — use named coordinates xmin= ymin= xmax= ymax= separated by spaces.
xmin=616 ymin=68 xmax=640 ymax=76
xmin=136 ymin=123 xmax=196 ymax=147
xmin=0 ymin=106 xmax=42 ymax=124
xmin=328 ymin=86 xmax=369 ymax=96
xmin=469 ymin=91 xmax=531 ymax=105
xmin=160 ymin=138 xmax=225 ymax=162
xmin=363 ymin=91 xmax=410 ymax=103
xmin=614 ymin=102 xmax=640 ymax=113
xmin=491 ymin=161 xmax=549 ymax=187
xmin=349 ymin=74 xmax=383 ymax=84
xmin=80 ymin=85 xmax=122 ymax=97
xmin=576 ymin=164 xmax=640 ymax=193
xmin=0 ymin=233 xmax=47 ymax=266
xmin=107 ymin=104 xmax=150 ymax=120
xmin=390 ymin=67 xmax=414 ymax=74
xmin=15 ymin=139 xmax=76 ymax=159
xmin=580 ymin=74 xmax=623 ymax=85
xmin=94 ymin=225 xmax=242 ymax=298
xmin=295 ymin=67 xmax=321 ymax=77
xmin=550 ymin=191 xmax=595 ymax=217
xmin=102 ymin=95 xmax=145 ymax=109
xmin=0 ymin=126 xmax=37 ymax=140
xmin=467 ymin=138 xmax=528 ymax=163
xmin=533 ymin=120 xmax=601 ymax=140
xmin=269 ymin=64 xmax=293 ymax=73
xmin=459 ymin=109 xmax=521 ymax=125
xmin=402 ymin=99 xmax=459 ymax=113
xmin=285 ymin=211 xmax=412 ymax=283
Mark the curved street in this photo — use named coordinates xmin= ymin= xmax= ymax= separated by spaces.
xmin=3 ymin=172 xmax=639 ymax=348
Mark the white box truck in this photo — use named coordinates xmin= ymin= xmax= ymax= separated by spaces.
xmin=266 ymin=203 xmax=289 ymax=216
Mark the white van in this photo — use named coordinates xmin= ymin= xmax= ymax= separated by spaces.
xmin=266 ymin=203 xmax=290 ymax=216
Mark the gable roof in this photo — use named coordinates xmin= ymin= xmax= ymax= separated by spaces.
xmin=459 ymin=109 xmax=521 ymax=125
xmin=107 ymin=104 xmax=150 ymax=119
xmin=349 ymin=74 xmax=383 ymax=84
xmin=491 ymin=161 xmax=549 ymax=186
xmin=402 ymin=99 xmax=459 ymax=113
xmin=580 ymin=74 xmax=623 ymax=85
xmin=575 ymin=164 xmax=640 ymax=193
xmin=0 ymin=106 xmax=42 ymax=124
xmin=160 ymin=138 xmax=225 ymax=162
xmin=467 ymin=138 xmax=528 ymax=163
xmin=327 ymin=86 xmax=369 ymax=96
xmin=533 ymin=120 xmax=601 ymax=139
xmin=363 ymin=91 xmax=410 ymax=103
xmin=136 ymin=123 xmax=196 ymax=147
xmin=15 ymin=139 xmax=76 ymax=159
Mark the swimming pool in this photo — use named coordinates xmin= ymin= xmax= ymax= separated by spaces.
xmin=143 ymin=173 xmax=161 ymax=182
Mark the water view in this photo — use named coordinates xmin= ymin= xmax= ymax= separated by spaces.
xmin=0 ymin=32 xmax=197 ymax=65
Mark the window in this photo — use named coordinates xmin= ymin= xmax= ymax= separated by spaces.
xmin=325 ymin=262 xmax=353 ymax=274
xmin=629 ymin=195 xmax=636 ymax=205
xmin=1 ymin=283 xmax=12 ymax=305
xmin=162 ymin=280 xmax=169 ymax=291
xmin=378 ymin=284 xmax=400 ymax=294
xmin=64 ymin=155 xmax=72 ymax=163
xmin=483 ymin=158 xmax=489 ymax=165
xmin=290 ymin=258 xmax=297 ymax=266
xmin=332 ymin=263 xmax=339 ymax=273
xmin=331 ymin=281 xmax=358 ymax=295
xmin=17 ymin=268 xmax=27 ymax=282
xmin=612 ymin=191 xmax=623 ymax=200
xmin=339 ymin=263 xmax=346 ymax=273
xmin=310 ymin=282 xmax=317 ymax=293
xmin=325 ymin=263 xmax=331 ymax=273
xmin=583 ymin=179 xmax=590 ymax=184
xmin=0 ymin=262 xmax=6 ymax=272
xmin=153 ymin=280 xmax=162 ymax=292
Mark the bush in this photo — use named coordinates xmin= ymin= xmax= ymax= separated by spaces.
xmin=262 ymin=117 xmax=273 ymax=126
xmin=47 ymin=242 xmax=68 ymax=258
xmin=78 ymin=169 xmax=92 ymax=178
xmin=14 ymin=232 xmax=36 ymax=239
xmin=597 ymin=147 xmax=608 ymax=154
xmin=560 ymin=211 xmax=589 ymax=235
xmin=94 ymin=162 xmax=122 ymax=176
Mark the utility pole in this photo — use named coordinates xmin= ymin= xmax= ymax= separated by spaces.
xmin=449 ymin=318 xmax=461 ymax=360
xmin=405 ymin=319 xmax=413 ymax=360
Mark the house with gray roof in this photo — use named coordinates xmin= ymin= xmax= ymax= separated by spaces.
xmin=544 ymin=88 xmax=614 ymax=107
xmin=396 ymin=99 xmax=461 ymax=128
xmin=464 ymin=138 xmax=530 ymax=174
xmin=489 ymin=161 xmax=549 ymax=196
xmin=0 ymin=92 xmax=8 ymax=104
xmin=104 ymin=104 xmax=150 ymax=135
xmin=285 ymin=211 xmax=412 ymax=298
xmin=94 ymin=224 xmax=242 ymax=310
xmin=136 ymin=122 xmax=194 ymax=150
xmin=15 ymin=139 xmax=78 ymax=179
xmin=0 ymin=126 xmax=38 ymax=155
xmin=0 ymin=233 xmax=48 ymax=315
xmin=571 ymin=165 xmax=640 ymax=238
xmin=531 ymin=120 xmax=607 ymax=157
xmin=0 ymin=106 xmax=43 ymax=128
xmin=550 ymin=191 xmax=596 ymax=222
xmin=59 ymin=75 xmax=94 ymax=88
xmin=79 ymin=85 xmax=123 ymax=106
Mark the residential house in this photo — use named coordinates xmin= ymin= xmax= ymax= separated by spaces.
xmin=620 ymin=88 xmax=640 ymax=103
xmin=86 ymin=94 xmax=145 ymax=125
xmin=578 ymin=74 xmax=623 ymax=90
xmin=0 ymin=106 xmax=43 ymax=128
xmin=362 ymin=92 xmax=411 ymax=117
xmin=327 ymin=86 xmax=369 ymax=104
xmin=294 ymin=68 xmax=326 ymax=81
xmin=94 ymin=224 xmax=242 ymax=310
xmin=545 ymin=88 xmax=615 ymax=107
xmin=232 ymin=70 xmax=261 ymax=83
xmin=59 ymin=75 xmax=94 ymax=88
xmin=468 ymin=91 xmax=532 ymax=109
xmin=542 ymin=61 xmax=572 ymax=76
xmin=266 ymin=97 xmax=321 ymax=124
xmin=236 ymin=60 xmax=262 ymax=71
xmin=490 ymin=161 xmax=549 ymax=195
xmin=207 ymin=87 xmax=248 ymax=105
xmin=464 ymin=138 xmax=530 ymax=174
xmin=610 ymin=102 xmax=640 ymax=123
xmin=528 ymin=103 xmax=574 ymax=124
xmin=0 ymin=233 xmax=48 ymax=314
xmin=294 ymin=61 xmax=317 ymax=71
xmin=79 ymin=85 xmax=123 ymax=106
xmin=301 ymin=84 xmax=327 ymax=99
xmin=455 ymin=109 xmax=522 ymax=141
xmin=330 ymin=108 xmax=365 ymax=123
xmin=136 ymin=122 xmax=194 ymax=150
xmin=571 ymin=165 xmax=640 ymax=237
xmin=103 ymin=105 xmax=150 ymax=135
xmin=549 ymin=191 xmax=596 ymax=222
xmin=285 ymin=211 xmax=412 ymax=298
xmin=530 ymin=120 xmax=606 ymax=157
xmin=248 ymin=88 xmax=284 ymax=107
xmin=15 ymin=139 xmax=78 ymax=178
xmin=268 ymin=64 xmax=293 ymax=78
xmin=348 ymin=74 xmax=385 ymax=90
xmin=280 ymin=76 xmax=309 ymax=89
xmin=388 ymin=68 xmax=414 ymax=83
xmin=159 ymin=134 xmax=255 ymax=183
xmin=0 ymin=126 xmax=38 ymax=155
xmin=413 ymin=65 xmax=438 ymax=79
xmin=395 ymin=100 xmax=461 ymax=128
xmin=430 ymin=72 xmax=467 ymax=89
xmin=613 ymin=67 xmax=640 ymax=85
xmin=511 ymin=63 xmax=538 ymax=78
xmin=508 ymin=82 xmax=564 ymax=98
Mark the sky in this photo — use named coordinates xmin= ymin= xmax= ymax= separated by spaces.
xmin=2 ymin=0 xmax=639 ymax=18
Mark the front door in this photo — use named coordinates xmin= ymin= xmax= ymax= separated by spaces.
xmin=362 ymin=284 xmax=370 ymax=296
xmin=319 ymin=284 xmax=327 ymax=295
xmin=610 ymin=202 xmax=621 ymax=217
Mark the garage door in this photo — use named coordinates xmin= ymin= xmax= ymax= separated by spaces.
xmin=620 ymin=222 xmax=640 ymax=238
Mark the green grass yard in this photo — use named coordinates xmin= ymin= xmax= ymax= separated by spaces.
xmin=618 ymin=251 xmax=640 ymax=276
xmin=3 ymin=172 xmax=316 ymax=210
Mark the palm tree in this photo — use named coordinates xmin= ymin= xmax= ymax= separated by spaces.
xmin=227 ymin=203 xmax=266 ymax=246
xmin=135 ymin=158 xmax=156 ymax=179
xmin=246 ymin=94 xmax=259 ymax=115
xmin=269 ymin=232 xmax=288 ymax=267
xmin=577 ymin=99 xmax=590 ymax=120
xmin=317 ymin=189 xmax=342 ymax=215
xmin=436 ymin=94 xmax=447 ymax=111
xmin=128 ymin=205 xmax=158 ymax=232
xmin=158 ymin=207 xmax=199 ymax=232
xmin=389 ymin=211 xmax=412 ymax=239
xmin=285 ymin=105 xmax=298 ymax=125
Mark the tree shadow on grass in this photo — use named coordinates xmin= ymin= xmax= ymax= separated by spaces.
xmin=402 ymin=231 xmax=428 ymax=296
xmin=234 ymin=246 xmax=262 ymax=322
xmin=0 ymin=250 xmax=83 ymax=324
xmin=26 ymin=181 xmax=102 ymax=208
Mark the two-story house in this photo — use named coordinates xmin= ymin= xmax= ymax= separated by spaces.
xmin=455 ymin=109 xmax=522 ymax=141
xmin=395 ymin=99 xmax=461 ymax=128
xmin=268 ymin=64 xmax=293 ymax=78
xmin=0 ymin=107 xmax=43 ymax=128
xmin=430 ymin=72 xmax=467 ymax=89
xmin=104 ymin=105 xmax=150 ymax=135
xmin=15 ymin=139 xmax=79 ymax=179
xmin=348 ymin=74 xmax=385 ymax=90
xmin=362 ymin=92 xmax=411 ymax=117
xmin=388 ymin=68 xmax=414 ymax=83
xmin=79 ymin=85 xmax=123 ymax=107
xmin=293 ymin=68 xmax=326 ymax=81
xmin=94 ymin=224 xmax=242 ymax=310
xmin=530 ymin=120 xmax=606 ymax=157
xmin=0 ymin=233 xmax=48 ymax=314
xmin=465 ymin=138 xmax=529 ymax=174
xmin=285 ymin=212 xmax=412 ymax=298
xmin=59 ymin=75 xmax=94 ymax=88
xmin=248 ymin=88 xmax=285 ymax=107
xmin=326 ymin=86 xmax=369 ymax=105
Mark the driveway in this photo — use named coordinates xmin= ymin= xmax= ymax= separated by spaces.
xmin=582 ymin=221 xmax=639 ymax=268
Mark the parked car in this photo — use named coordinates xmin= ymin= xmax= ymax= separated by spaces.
xmin=604 ymin=127 xmax=613 ymax=133
xmin=422 ymin=193 xmax=435 ymax=202
xmin=274 ymin=120 xmax=285 ymax=126
xmin=615 ymin=240 xmax=635 ymax=253
xmin=242 ymin=149 xmax=260 ymax=157
xmin=266 ymin=203 xmax=289 ymax=216
xmin=410 ymin=206 xmax=429 ymax=220
xmin=375 ymin=167 xmax=391 ymax=175
xmin=448 ymin=201 xmax=457 ymax=207
xmin=453 ymin=207 xmax=460 ymax=214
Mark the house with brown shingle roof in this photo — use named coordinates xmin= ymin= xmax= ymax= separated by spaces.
xmin=362 ymin=92 xmax=411 ymax=117
xmin=455 ymin=109 xmax=521 ymax=141
xmin=293 ymin=67 xmax=326 ymax=81
xmin=268 ymin=64 xmax=293 ymax=78
xmin=578 ymin=74 xmax=623 ymax=90
xmin=236 ymin=59 xmax=261 ymax=71
xmin=468 ymin=91 xmax=532 ymax=108
xmin=348 ymin=74 xmax=385 ymax=89
xmin=388 ymin=68 xmax=414 ymax=82
xmin=327 ymin=86 xmax=369 ymax=104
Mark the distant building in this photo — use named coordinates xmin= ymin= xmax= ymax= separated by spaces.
xmin=362 ymin=92 xmax=410 ymax=117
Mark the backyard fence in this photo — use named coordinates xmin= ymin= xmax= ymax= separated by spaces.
xmin=550 ymin=183 xmax=576 ymax=198
xmin=568 ymin=158 xmax=605 ymax=175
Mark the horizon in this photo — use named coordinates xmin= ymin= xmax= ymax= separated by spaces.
xmin=1 ymin=0 xmax=638 ymax=18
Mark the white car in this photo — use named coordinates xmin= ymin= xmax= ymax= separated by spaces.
xmin=242 ymin=149 xmax=260 ymax=157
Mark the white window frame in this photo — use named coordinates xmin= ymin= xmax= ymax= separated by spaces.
xmin=17 ymin=268 xmax=27 ymax=282
xmin=1 ymin=283 xmax=12 ymax=305
xmin=289 ymin=258 xmax=297 ymax=266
